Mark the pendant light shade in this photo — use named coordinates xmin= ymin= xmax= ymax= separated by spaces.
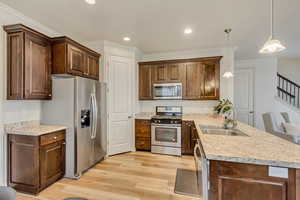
xmin=222 ymin=29 xmax=234 ymax=79
xmin=259 ymin=37 xmax=286 ymax=54
xmin=259 ymin=0 xmax=286 ymax=54
xmin=222 ymin=71 xmax=234 ymax=78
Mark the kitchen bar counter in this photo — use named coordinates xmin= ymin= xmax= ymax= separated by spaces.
xmin=5 ymin=120 xmax=67 ymax=136
xmin=183 ymin=114 xmax=300 ymax=169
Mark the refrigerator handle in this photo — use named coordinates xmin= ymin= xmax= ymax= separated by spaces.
xmin=93 ymin=94 xmax=98 ymax=139
xmin=89 ymin=94 xmax=94 ymax=139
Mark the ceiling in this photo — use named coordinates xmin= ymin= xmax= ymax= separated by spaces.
xmin=1 ymin=0 xmax=299 ymax=59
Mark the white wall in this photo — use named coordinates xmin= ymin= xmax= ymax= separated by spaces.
xmin=278 ymin=57 xmax=300 ymax=85
xmin=236 ymin=58 xmax=300 ymax=131
xmin=0 ymin=2 xmax=61 ymax=186
xmin=139 ymin=47 xmax=235 ymax=114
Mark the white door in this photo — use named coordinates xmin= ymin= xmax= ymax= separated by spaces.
xmin=108 ymin=55 xmax=133 ymax=156
xmin=234 ymin=68 xmax=254 ymax=126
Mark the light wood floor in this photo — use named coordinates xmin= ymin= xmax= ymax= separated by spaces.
xmin=17 ymin=152 xmax=199 ymax=200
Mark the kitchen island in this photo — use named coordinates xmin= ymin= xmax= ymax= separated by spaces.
xmin=183 ymin=114 xmax=300 ymax=200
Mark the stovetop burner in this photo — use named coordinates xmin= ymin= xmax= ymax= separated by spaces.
xmin=151 ymin=106 xmax=183 ymax=124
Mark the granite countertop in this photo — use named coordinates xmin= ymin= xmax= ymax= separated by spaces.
xmin=184 ymin=114 xmax=300 ymax=169
xmin=5 ymin=121 xmax=67 ymax=136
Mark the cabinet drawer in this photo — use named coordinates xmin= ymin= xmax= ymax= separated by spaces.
xmin=40 ymin=131 xmax=65 ymax=146
xmin=136 ymin=137 xmax=151 ymax=151
xmin=135 ymin=119 xmax=151 ymax=137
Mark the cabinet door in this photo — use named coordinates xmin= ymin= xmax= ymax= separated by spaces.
xmin=185 ymin=62 xmax=204 ymax=100
xmin=24 ymin=33 xmax=52 ymax=99
xmin=167 ymin=63 xmax=185 ymax=82
xmin=40 ymin=141 xmax=65 ymax=189
xmin=85 ymin=54 xmax=99 ymax=80
xmin=182 ymin=121 xmax=193 ymax=155
xmin=139 ymin=65 xmax=152 ymax=100
xmin=67 ymin=44 xmax=85 ymax=75
xmin=202 ymin=62 xmax=220 ymax=100
xmin=7 ymin=32 xmax=24 ymax=100
xmin=8 ymin=135 xmax=40 ymax=193
xmin=152 ymin=65 xmax=168 ymax=83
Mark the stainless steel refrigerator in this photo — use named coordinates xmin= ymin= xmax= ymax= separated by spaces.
xmin=41 ymin=76 xmax=107 ymax=179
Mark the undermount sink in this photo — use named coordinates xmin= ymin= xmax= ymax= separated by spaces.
xmin=199 ymin=125 xmax=249 ymax=137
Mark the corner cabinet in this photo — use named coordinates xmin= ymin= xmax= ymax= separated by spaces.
xmin=8 ymin=130 xmax=66 ymax=194
xmin=4 ymin=24 xmax=52 ymax=100
xmin=52 ymin=37 xmax=101 ymax=80
xmin=138 ymin=57 xmax=221 ymax=100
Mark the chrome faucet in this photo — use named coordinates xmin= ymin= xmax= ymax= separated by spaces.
xmin=220 ymin=104 xmax=237 ymax=129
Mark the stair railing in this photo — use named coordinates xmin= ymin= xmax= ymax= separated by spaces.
xmin=277 ymin=73 xmax=300 ymax=108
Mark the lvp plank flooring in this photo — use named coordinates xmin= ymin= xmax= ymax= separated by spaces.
xmin=17 ymin=152 xmax=199 ymax=200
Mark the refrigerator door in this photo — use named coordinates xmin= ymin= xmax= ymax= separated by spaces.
xmin=92 ymin=82 xmax=106 ymax=164
xmin=75 ymin=77 xmax=95 ymax=175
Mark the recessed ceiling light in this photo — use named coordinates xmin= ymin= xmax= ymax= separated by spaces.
xmin=123 ymin=37 xmax=131 ymax=41
xmin=184 ymin=28 xmax=193 ymax=35
xmin=85 ymin=0 xmax=96 ymax=5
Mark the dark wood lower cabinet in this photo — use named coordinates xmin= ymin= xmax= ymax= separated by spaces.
xmin=8 ymin=130 xmax=66 ymax=194
xmin=210 ymin=161 xmax=299 ymax=200
xmin=135 ymin=119 xmax=151 ymax=151
xmin=182 ymin=121 xmax=198 ymax=155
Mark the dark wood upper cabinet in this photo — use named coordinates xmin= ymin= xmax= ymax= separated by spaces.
xmin=67 ymin=44 xmax=85 ymax=75
xmin=52 ymin=36 xmax=101 ymax=80
xmin=202 ymin=61 xmax=220 ymax=100
xmin=85 ymin=54 xmax=100 ymax=80
xmin=138 ymin=57 xmax=221 ymax=101
xmin=185 ymin=62 xmax=204 ymax=100
xmin=139 ymin=65 xmax=152 ymax=100
xmin=4 ymin=24 xmax=52 ymax=100
xmin=152 ymin=64 xmax=168 ymax=83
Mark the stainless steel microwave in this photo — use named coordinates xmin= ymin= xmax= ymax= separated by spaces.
xmin=153 ymin=83 xmax=182 ymax=100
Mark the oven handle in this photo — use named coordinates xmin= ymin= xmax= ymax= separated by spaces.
xmin=151 ymin=124 xmax=181 ymax=128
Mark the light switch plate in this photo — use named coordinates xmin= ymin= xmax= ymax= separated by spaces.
xmin=268 ymin=166 xmax=289 ymax=179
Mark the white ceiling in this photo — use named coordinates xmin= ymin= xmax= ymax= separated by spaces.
xmin=1 ymin=0 xmax=299 ymax=59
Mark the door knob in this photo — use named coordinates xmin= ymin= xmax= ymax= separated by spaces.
xmin=249 ymin=111 xmax=254 ymax=114
xmin=128 ymin=116 xmax=132 ymax=119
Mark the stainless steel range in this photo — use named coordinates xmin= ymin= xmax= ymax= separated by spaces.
xmin=151 ymin=106 xmax=182 ymax=156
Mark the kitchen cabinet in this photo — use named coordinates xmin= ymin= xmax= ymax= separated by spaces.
xmin=4 ymin=24 xmax=52 ymax=100
xmin=182 ymin=121 xmax=198 ymax=155
xmin=152 ymin=64 xmax=168 ymax=83
xmin=8 ymin=130 xmax=66 ymax=194
xmin=138 ymin=57 xmax=221 ymax=100
xmin=152 ymin=63 xmax=186 ymax=84
xmin=210 ymin=161 xmax=298 ymax=200
xmin=185 ymin=62 xmax=204 ymax=100
xmin=52 ymin=36 xmax=101 ymax=80
xmin=139 ymin=65 xmax=152 ymax=100
xmin=135 ymin=119 xmax=151 ymax=151
xmin=202 ymin=61 xmax=220 ymax=100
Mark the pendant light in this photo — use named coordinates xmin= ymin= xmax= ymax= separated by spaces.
xmin=222 ymin=28 xmax=234 ymax=78
xmin=259 ymin=0 xmax=286 ymax=54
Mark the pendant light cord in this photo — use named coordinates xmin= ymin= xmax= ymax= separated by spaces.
xmin=270 ymin=0 xmax=274 ymax=39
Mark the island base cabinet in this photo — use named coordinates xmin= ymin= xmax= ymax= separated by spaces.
xmin=210 ymin=161 xmax=299 ymax=200
xmin=8 ymin=131 xmax=65 ymax=194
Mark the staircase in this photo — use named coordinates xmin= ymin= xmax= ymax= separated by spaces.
xmin=277 ymin=73 xmax=300 ymax=110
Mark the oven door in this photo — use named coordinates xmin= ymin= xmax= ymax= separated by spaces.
xmin=151 ymin=124 xmax=181 ymax=147
xmin=153 ymin=83 xmax=182 ymax=100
